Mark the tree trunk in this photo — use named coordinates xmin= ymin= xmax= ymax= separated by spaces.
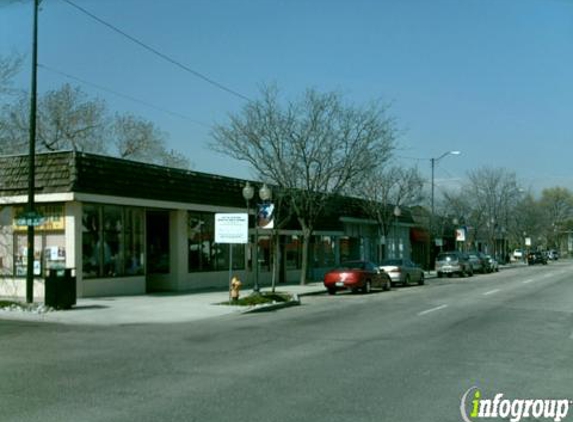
xmin=271 ymin=231 xmax=280 ymax=292
xmin=299 ymin=225 xmax=312 ymax=285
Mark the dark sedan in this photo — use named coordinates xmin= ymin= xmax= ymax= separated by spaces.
xmin=323 ymin=260 xmax=391 ymax=295
xmin=528 ymin=251 xmax=548 ymax=265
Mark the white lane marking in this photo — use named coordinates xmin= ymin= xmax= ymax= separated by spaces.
xmin=483 ymin=289 xmax=500 ymax=296
xmin=418 ymin=304 xmax=448 ymax=316
xmin=523 ymin=279 xmax=535 ymax=284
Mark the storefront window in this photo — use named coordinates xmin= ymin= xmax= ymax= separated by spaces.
xmin=309 ymin=235 xmax=336 ymax=268
xmin=340 ymin=236 xmax=361 ymax=262
xmin=124 ymin=208 xmax=144 ymax=275
xmin=10 ymin=204 xmax=66 ymax=277
xmin=188 ymin=212 xmax=245 ymax=272
xmin=285 ymin=235 xmax=302 ymax=270
xmin=82 ymin=204 xmax=144 ymax=278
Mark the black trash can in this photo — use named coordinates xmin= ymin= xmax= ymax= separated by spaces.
xmin=45 ymin=268 xmax=77 ymax=310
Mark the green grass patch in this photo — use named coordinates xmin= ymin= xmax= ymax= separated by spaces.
xmin=0 ymin=300 xmax=25 ymax=309
xmin=222 ymin=292 xmax=293 ymax=306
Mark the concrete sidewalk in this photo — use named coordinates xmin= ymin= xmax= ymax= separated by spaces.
xmin=0 ymin=282 xmax=326 ymax=326
xmin=1 ymin=264 xmax=523 ymax=326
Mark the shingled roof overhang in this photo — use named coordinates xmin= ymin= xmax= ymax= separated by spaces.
xmin=0 ymin=151 xmax=414 ymax=232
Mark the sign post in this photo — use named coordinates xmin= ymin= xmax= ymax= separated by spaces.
xmin=215 ymin=213 xmax=248 ymax=302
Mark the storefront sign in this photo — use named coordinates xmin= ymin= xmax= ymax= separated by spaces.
xmin=13 ymin=205 xmax=65 ymax=231
xmin=215 ymin=213 xmax=248 ymax=244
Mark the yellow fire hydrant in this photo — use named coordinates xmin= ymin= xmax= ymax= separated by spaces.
xmin=230 ymin=276 xmax=242 ymax=302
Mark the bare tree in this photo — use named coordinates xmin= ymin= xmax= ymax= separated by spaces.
xmin=358 ymin=165 xmax=424 ymax=261
xmin=465 ymin=167 xmax=521 ymax=250
xmin=157 ymin=149 xmax=191 ymax=169
xmin=37 ymin=84 xmax=109 ymax=153
xmin=112 ymin=113 xmax=190 ymax=169
xmin=211 ymin=85 xmax=397 ymax=284
xmin=539 ymin=187 xmax=573 ymax=249
xmin=0 ymin=83 xmax=190 ymax=168
xmin=0 ymin=52 xmax=23 ymax=98
xmin=1 ymin=84 xmax=108 ymax=153
xmin=441 ymin=167 xmax=523 ymax=255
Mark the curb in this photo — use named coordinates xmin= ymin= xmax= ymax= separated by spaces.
xmin=240 ymin=294 xmax=302 ymax=314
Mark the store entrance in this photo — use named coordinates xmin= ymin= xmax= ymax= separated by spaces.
xmin=145 ymin=211 xmax=170 ymax=291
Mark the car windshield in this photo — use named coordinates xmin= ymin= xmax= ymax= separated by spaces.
xmin=437 ymin=254 xmax=457 ymax=261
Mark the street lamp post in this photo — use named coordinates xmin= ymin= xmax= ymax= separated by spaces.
xmin=430 ymin=150 xmax=461 ymax=240
xmin=242 ymin=182 xmax=255 ymax=290
xmin=393 ymin=206 xmax=401 ymax=258
xmin=257 ymin=184 xmax=272 ymax=293
xmin=453 ymin=217 xmax=459 ymax=252
xmin=242 ymin=182 xmax=272 ymax=294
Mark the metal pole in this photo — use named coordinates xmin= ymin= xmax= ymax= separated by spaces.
xmin=26 ymin=0 xmax=39 ymax=304
xmin=228 ymin=244 xmax=233 ymax=304
xmin=431 ymin=157 xmax=435 ymax=218
xmin=394 ymin=214 xmax=398 ymax=258
xmin=253 ymin=210 xmax=260 ymax=293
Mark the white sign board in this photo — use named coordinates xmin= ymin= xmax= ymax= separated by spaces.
xmin=215 ymin=213 xmax=249 ymax=244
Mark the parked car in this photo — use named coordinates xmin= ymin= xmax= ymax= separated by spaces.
xmin=435 ymin=251 xmax=473 ymax=278
xmin=527 ymin=251 xmax=547 ymax=265
xmin=323 ymin=260 xmax=391 ymax=295
xmin=547 ymin=249 xmax=560 ymax=260
xmin=483 ymin=254 xmax=499 ymax=272
xmin=512 ymin=249 xmax=524 ymax=261
xmin=379 ymin=258 xmax=425 ymax=286
xmin=467 ymin=252 xmax=486 ymax=274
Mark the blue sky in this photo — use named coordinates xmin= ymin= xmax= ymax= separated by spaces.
xmin=1 ymin=0 xmax=572 ymax=197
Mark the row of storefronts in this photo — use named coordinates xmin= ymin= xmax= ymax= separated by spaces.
xmin=0 ymin=151 xmax=430 ymax=298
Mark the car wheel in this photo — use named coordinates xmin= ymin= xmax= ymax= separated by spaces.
xmin=437 ymin=272 xmax=443 ymax=278
xmin=383 ymin=278 xmax=391 ymax=291
xmin=362 ymin=280 xmax=372 ymax=294
xmin=418 ymin=273 xmax=425 ymax=286
xmin=403 ymin=275 xmax=410 ymax=287
xmin=327 ymin=287 xmax=336 ymax=295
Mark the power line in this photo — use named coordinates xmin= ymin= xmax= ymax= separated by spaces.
xmin=60 ymin=0 xmax=252 ymax=103
xmin=38 ymin=63 xmax=212 ymax=129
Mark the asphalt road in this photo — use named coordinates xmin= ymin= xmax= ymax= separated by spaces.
xmin=1 ymin=261 xmax=572 ymax=422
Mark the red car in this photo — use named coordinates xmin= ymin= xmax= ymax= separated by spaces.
xmin=323 ymin=260 xmax=391 ymax=295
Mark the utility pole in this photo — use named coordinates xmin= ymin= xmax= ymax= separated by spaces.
xmin=26 ymin=0 xmax=39 ymax=303
xmin=430 ymin=150 xmax=461 ymax=234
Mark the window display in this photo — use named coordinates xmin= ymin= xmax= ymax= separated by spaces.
xmin=82 ymin=204 xmax=144 ymax=278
